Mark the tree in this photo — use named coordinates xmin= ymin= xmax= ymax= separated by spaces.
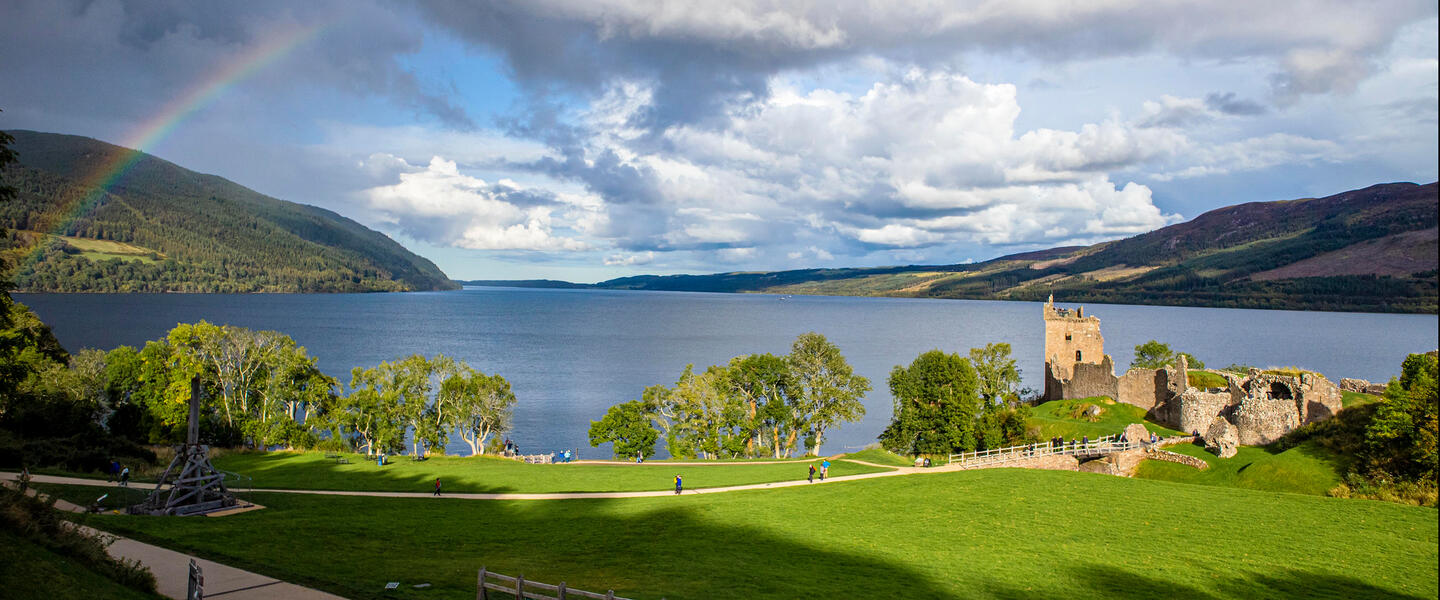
xmin=880 ymin=350 xmax=981 ymax=455
xmin=589 ymin=400 xmax=659 ymax=459
xmin=0 ymin=109 xmax=16 ymax=205
xmin=1362 ymin=352 xmax=1438 ymax=482
xmin=1131 ymin=340 xmax=1175 ymax=369
xmin=724 ymin=353 xmax=793 ymax=458
xmin=447 ymin=368 xmax=516 ymax=456
xmin=969 ymin=342 xmax=1021 ymax=406
xmin=787 ymin=332 xmax=870 ymax=456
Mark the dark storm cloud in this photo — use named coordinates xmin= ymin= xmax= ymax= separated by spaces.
xmin=0 ymin=0 xmax=475 ymax=131
xmin=1205 ymin=92 xmax=1268 ymax=116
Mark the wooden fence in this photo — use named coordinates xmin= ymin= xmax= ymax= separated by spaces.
xmin=946 ymin=434 xmax=1145 ymax=467
xmin=477 ymin=567 xmax=650 ymax=600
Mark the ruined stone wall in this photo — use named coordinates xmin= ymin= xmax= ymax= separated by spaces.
xmin=1116 ymin=368 xmax=1168 ymax=411
xmin=1062 ymin=355 xmax=1120 ymax=400
xmin=1155 ymin=388 xmax=1234 ymax=435
xmin=1142 ymin=448 xmax=1209 ymax=470
xmin=957 ymin=454 xmax=1079 ymax=472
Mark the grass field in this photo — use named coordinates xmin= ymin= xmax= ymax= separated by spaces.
xmin=1133 ymin=440 xmax=1347 ymax=496
xmin=1028 ymin=397 xmax=1185 ymax=440
xmin=1342 ymin=391 xmax=1383 ymax=407
xmin=203 ymin=451 xmax=889 ymax=494
xmin=0 ymin=530 xmax=161 ymax=600
xmin=39 ymin=467 xmax=1439 ymax=600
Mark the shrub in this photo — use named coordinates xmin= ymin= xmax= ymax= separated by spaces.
xmin=0 ymin=485 xmax=157 ymax=593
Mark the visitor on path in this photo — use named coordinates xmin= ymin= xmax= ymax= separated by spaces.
xmin=636 ymin=450 xmax=644 ymax=463
xmin=808 ymin=464 xmax=816 ymax=483
xmin=674 ymin=474 xmax=683 ymax=495
xmin=119 ymin=466 xmax=130 ymax=487
xmin=1151 ymin=433 xmax=1158 ymax=444
xmin=1082 ymin=435 xmax=1089 ymax=448
xmin=108 ymin=460 xmax=120 ymax=482
xmin=434 ymin=478 xmax=441 ymax=496
xmin=820 ymin=459 xmax=830 ymax=480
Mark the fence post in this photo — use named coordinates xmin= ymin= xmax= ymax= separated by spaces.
xmin=477 ymin=566 xmax=487 ymax=600
xmin=558 ymin=581 xmax=567 ymax=600
xmin=517 ymin=574 xmax=525 ymax=599
xmin=606 ymin=591 xmax=615 ymax=600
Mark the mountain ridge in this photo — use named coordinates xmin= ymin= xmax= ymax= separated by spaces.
xmin=472 ymin=182 xmax=1438 ymax=313
xmin=2 ymin=130 xmax=458 ymax=293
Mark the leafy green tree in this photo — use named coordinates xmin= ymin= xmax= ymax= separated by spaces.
xmin=446 ymin=367 xmax=516 ymax=456
xmin=787 ymin=332 xmax=870 ymax=456
xmin=1362 ymin=352 xmax=1438 ymax=482
xmin=880 ymin=350 xmax=981 ymax=455
xmin=588 ymin=400 xmax=659 ymax=459
xmin=341 ymin=366 xmax=406 ymax=456
xmin=0 ymin=109 xmax=16 ymax=205
xmin=969 ymin=342 xmax=1021 ymax=405
xmin=1131 ymin=340 xmax=1175 ymax=369
xmin=724 ymin=353 xmax=793 ymax=458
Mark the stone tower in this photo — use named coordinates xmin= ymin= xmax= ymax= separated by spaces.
xmin=1042 ymin=293 xmax=1105 ymax=381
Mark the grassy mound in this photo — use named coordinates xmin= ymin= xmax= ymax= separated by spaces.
xmin=1134 ymin=441 xmax=1346 ymax=496
xmin=1187 ymin=370 xmax=1229 ymax=389
xmin=40 ymin=468 xmax=1438 ymax=600
xmin=838 ymin=448 xmax=914 ymax=466
xmin=1028 ymin=398 xmax=1183 ymax=440
xmin=0 ymin=530 xmax=161 ymax=600
xmin=205 ymin=451 xmax=889 ymax=494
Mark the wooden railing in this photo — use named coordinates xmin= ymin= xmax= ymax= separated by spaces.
xmin=477 ymin=567 xmax=646 ymax=600
xmin=947 ymin=434 xmax=1146 ymax=467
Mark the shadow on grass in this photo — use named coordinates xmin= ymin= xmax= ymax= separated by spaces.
xmin=72 ymin=490 xmax=957 ymax=600
xmin=983 ymin=562 xmax=1428 ymax=600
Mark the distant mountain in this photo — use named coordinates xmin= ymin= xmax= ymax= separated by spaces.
xmin=1 ymin=130 xmax=457 ymax=293
xmin=455 ymin=279 xmax=591 ymax=289
xmin=552 ymin=182 xmax=1436 ymax=313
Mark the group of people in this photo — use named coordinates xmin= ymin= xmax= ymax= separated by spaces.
xmin=807 ymin=460 xmax=831 ymax=483
xmin=107 ymin=460 xmax=131 ymax=487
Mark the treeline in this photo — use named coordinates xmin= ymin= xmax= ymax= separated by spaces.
xmin=587 ymin=335 xmax=1034 ymax=460
xmin=588 ymin=332 xmax=871 ymax=459
xmin=0 ymin=313 xmax=516 ymax=470
xmin=0 ymin=130 xmax=458 ymax=293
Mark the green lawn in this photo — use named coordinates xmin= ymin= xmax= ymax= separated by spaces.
xmin=1342 ymin=391 xmax=1383 ymax=408
xmin=839 ymin=447 xmax=915 ymax=466
xmin=1028 ymin=397 xmax=1184 ymax=440
xmin=1134 ymin=441 xmax=1346 ymax=496
xmin=203 ymin=451 xmax=889 ymax=494
xmin=40 ymin=468 xmax=1438 ymax=600
xmin=1187 ymin=370 xmax=1229 ymax=389
xmin=0 ymin=530 xmax=161 ymax=600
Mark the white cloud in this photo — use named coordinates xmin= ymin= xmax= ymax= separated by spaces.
xmin=363 ymin=156 xmax=592 ymax=251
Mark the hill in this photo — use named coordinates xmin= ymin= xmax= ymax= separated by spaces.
xmin=565 ymin=182 xmax=1437 ymax=312
xmin=0 ymin=130 xmax=458 ymax=293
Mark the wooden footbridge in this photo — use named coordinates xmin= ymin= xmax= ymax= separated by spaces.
xmin=946 ymin=434 xmax=1143 ymax=468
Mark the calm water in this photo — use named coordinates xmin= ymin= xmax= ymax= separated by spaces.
xmin=16 ymin=288 xmax=1439 ymax=457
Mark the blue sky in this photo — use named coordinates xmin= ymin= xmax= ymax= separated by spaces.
xmin=2 ymin=1 xmax=1436 ymax=282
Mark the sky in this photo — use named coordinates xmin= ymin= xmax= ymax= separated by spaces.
xmin=2 ymin=1 xmax=1436 ymax=283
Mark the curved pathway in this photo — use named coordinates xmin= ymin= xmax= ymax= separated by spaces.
xmin=2 ymin=459 xmax=949 ymax=501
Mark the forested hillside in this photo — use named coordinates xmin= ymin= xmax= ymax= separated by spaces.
xmin=553 ymin=182 xmax=1437 ymax=313
xmin=0 ymin=130 xmax=457 ymax=293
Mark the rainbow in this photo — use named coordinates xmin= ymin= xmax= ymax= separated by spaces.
xmin=20 ymin=23 xmax=326 ymax=267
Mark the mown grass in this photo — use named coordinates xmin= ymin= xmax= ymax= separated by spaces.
xmin=41 ymin=468 xmax=1439 ymax=600
xmin=1028 ymin=397 xmax=1184 ymax=440
xmin=1134 ymin=441 xmax=1346 ymax=496
xmin=0 ymin=530 xmax=162 ymax=600
xmin=204 ymin=451 xmax=888 ymax=494
xmin=1341 ymin=391 xmax=1383 ymax=408
xmin=1187 ymin=370 xmax=1229 ymax=389
xmin=837 ymin=448 xmax=914 ymax=466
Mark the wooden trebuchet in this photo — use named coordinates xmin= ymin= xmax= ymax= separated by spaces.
xmin=128 ymin=377 xmax=240 ymax=516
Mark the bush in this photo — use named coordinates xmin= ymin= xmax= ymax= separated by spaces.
xmin=0 ymin=485 xmax=157 ymax=593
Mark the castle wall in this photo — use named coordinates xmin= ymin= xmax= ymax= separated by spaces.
xmin=1044 ymin=313 xmax=1106 ymax=367
xmin=1116 ymin=368 xmax=1168 ymax=412
xmin=1061 ymin=355 xmax=1120 ymax=400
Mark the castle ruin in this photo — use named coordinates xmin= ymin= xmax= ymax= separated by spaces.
xmin=1040 ymin=296 xmax=1343 ymax=455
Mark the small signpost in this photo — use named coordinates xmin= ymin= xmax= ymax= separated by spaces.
xmin=187 ymin=559 xmax=204 ymax=600
xmin=129 ymin=377 xmax=239 ymax=516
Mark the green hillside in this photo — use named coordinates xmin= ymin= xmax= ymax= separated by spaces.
xmin=570 ymin=182 xmax=1438 ymax=313
xmin=1 ymin=130 xmax=457 ymax=293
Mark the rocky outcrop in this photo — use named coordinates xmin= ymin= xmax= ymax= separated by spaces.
xmin=1339 ymin=377 xmax=1387 ymax=396
xmin=1203 ymin=416 xmax=1239 ymax=458
xmin=1122 ymin=422 xmax=1152 ymax=444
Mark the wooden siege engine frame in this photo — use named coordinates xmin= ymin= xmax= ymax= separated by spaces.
xmin=129 ymin=377 xmax=239 ymax=516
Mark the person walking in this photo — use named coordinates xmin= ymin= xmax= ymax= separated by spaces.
xmin=674 ymin=474 xmax=683 ymax=495
xmin=119 ymin=465 xmax=130 ymax=487
xmin=434 ymin=478 xmax=442 ymax=496
xmin=808 ymin=464 xmax=816 ymax=483
xmin=820 ymin=459 xmax=830 ymax=481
